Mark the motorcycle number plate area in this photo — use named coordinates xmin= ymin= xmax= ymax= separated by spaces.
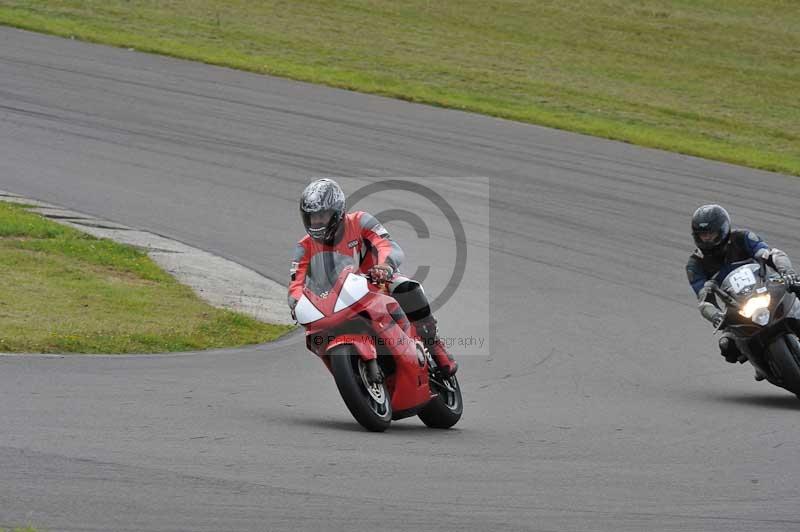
xmin=729 ymin=268 xmax=756 ymax=294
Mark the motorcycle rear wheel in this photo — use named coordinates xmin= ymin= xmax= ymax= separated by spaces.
xmin=418 ymin=375 xmax=463 ymax=429
xmin=767 ymin=334 xmax=800 ymax=396
xmin=329 ymin=344 xmax=392 ymax=432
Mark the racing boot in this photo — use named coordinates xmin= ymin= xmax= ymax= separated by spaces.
xmin=718 ymin=336 xmax=740 ymax=364
xmin=416 ymin=315 xmax=458 ymax=377
xmin=721 ymin=335 xmax=763 ymax=380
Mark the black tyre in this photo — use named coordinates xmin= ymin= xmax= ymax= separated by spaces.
xmin=329 ymin=345 xmax=392 ymax=432
xmin=418 ymin=375 xmax=463 ymax=429
xmin=767 ymin=334 xmax=800 ymax=395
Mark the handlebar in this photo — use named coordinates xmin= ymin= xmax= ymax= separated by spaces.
xmin=709 ymin=282 xmax=740 ymax=310
xmin=363 ymin=272 xmax=391 ymax=294
xmin=708 ymin=272 xmax=798 ymax=312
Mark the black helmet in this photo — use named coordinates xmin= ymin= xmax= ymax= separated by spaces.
xmin=300 ymin=178 xmax=346 ymax=243
xmin=691 ymin=204 xmax=731 ymax=254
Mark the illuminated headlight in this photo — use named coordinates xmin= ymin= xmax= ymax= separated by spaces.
xmin=739 ymin=294 xmax=771 ymax=318
xmin=752 ymin=308 xmax=770 ymax=326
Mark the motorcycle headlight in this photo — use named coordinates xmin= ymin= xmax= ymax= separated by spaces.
xmin=739 ymin=294 xmax=771 ymax=318
xmin=752 ymin=308 xmax=770 ymax=326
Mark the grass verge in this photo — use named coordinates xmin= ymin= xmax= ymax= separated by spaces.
xmin=0 ymin=202 xmax=292 ymax=353
xmin=0 ymin=0 xmax=798 ymax=175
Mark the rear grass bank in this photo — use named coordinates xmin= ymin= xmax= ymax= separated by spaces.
xmin=0 ymin=0 xmax=798 ymax=175
xmin=0 ymin=202 xmax=292 ymax=353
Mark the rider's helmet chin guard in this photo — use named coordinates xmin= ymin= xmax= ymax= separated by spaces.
xmin=692 ymin=204 xmax=731 ymax=256
xmin=300 ymin=178 xmax=346 ymax=244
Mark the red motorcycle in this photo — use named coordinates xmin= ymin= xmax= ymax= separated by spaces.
xmin=294 ymin=251 xmax=463 ymax=432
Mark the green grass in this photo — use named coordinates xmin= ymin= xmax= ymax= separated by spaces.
xmin=0 ymin=202 xmax=293 ymax=353
xmin=0 ymin=527 xmax=39 ymax=532
xmin=0 ymin=0 xmax=798 ymax=175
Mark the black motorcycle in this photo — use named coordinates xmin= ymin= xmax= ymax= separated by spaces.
xmin=710 ymin=260 xmax=800 ymax=398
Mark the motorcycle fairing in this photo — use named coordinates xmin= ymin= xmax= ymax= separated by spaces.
xmin=730 ymin=288 xmax=799 ymax=381
xmin=334 ymin=273 xmax=370 ymax=312
xmin=303 ymin=269 xmax=433 ymax=414
xmin=786 ymin=296 xmax=800 ymax=320
xmin=295 ymin=294 xmax=325 ymax=325
xmin=327 ymin=334 xmax=377 ymax=361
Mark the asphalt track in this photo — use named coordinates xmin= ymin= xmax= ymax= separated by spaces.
xmin=2 ymin=27 xmax=800 ymax=532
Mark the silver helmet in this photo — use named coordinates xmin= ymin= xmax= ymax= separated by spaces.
xmin=300 ymin=178 xmax=346 ymax=243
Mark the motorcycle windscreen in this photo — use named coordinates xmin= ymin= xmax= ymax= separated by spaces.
xmin=304 ymin=251 xmax=358 ymax=297
xmin=720 ymin=264 xmax=759 ymax=296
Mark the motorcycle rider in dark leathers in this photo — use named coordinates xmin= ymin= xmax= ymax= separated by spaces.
xmin=288 ymin=178 xmax=458 ymax=383
xmin=686 ymin=204 xmax=798 ymax=379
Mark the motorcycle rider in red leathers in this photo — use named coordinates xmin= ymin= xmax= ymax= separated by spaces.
xmin=288 ymin=178 xmax=458 ymax=382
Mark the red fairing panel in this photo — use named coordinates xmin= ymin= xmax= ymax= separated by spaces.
xmin=327 ymin=335 xmax=378 ymax=361
xmin=302 ymin=267 xmax=432 ymax=413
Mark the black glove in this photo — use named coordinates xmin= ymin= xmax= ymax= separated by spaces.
xmin=782 ymin=270 xmax=798 ymax=287
xmin=722 ymin=350 xmax=739 ymax=364
xmin=289 ymin=299 xmax=298 ymax=322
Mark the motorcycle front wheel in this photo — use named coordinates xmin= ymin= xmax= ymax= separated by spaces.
xmin=329 ymin=344 xmax=392 ymax=432
xmin=418 ymin=374 xmax=463 ymax=429
xmin=767 ymin=334 xmax=800 ymax=397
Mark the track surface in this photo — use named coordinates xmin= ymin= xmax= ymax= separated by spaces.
xmin=2 ymin=27 xmax=800 ymax=531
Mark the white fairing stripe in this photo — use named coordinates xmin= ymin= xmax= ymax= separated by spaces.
xmin=334 ymin=273 xmax=369 ymax=313
xmin=295 ymin=295 xmax=325 ymax=325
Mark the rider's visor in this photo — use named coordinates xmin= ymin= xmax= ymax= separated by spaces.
xmin=695 ymin=230 xmax=721 ymax=244
xmin=309 ymin=210 xmax=334 ymax=227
